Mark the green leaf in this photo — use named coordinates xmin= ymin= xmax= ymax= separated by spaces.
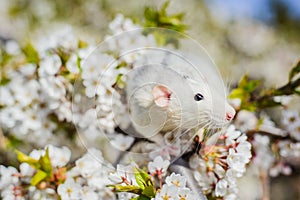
xmin=238 ymin=74 xmax=248 ymax=88
xmin=142 ymin=186 xmax=155 ymax=198
xmin=15 ymin=150 xmax=40 ymax=169
xmin=144 ymin=7 xmax=157 ymax=22
xmin=240 ymin=102 xmax=257 ymax=111
xmin=245 ymin=79 xmax=261 ymax=93
xmin=134 ymin=168 xmax=146 ymax=189
xmin=161 ymin=1 xmax=170 ymax=13
xmin=134 ymin=168 xmax=153 ymax=188
xmin=294 ymin=90 xmax=300 ymax=96
xmin=0 ymin=76 xmax=10 ymax=86
xmin=78 ymin=40 xmax=88 ymax=48
xmin=22 ymin=42 xmax=39 ymax=63
xmin=0 ymin=47 xmax=13 ymax=66
xmin=138 ymin=169 xmax=153 ymax=187
xmin=289 ymin=60 xmax=300 ymax=82
xmin=114 ymin=73 xmax=126 ymax=89
xmin=229 ymin=75 xmax=262 ymax=111
xmin=238 ymin=75 xmax=261 ymax=93
xmin=131 ymin=195 xmax=151 ymax=200
xmin=5 ymin=135 xmax=23 ymax=148
xmin=142 ymin=1 xmax=187 ymax=48
xmin=114 ymin=185 xmax=141 ymax=194
xmin=15 ymin=148 xmax=52 ymax=181
xmin=228 ymin=88 xmax=245 ymax=99
xmin=39 ymin=148 xmax=52 ymax=174
xmin=30 ymin=170 xmax=47 ymax=186
xmin=76 ymin=53 xmax=82 ymax=73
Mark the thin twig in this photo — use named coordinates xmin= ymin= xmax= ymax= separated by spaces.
xmin=255 ymin=77 xmax=300 ymax=108
xmin=260 ymin=170 xmax=270 ymax=200
xmin=0 ymin=127 xmax=7 ymax=150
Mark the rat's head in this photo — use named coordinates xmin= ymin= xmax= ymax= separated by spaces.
xmin=126 ymin=64 xmax=235 ymax=138
xmin=149 ymin=73 xmax=236 ymax=131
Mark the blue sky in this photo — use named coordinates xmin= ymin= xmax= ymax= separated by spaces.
xmin=205 ymin=0 xmax=300 ymax=22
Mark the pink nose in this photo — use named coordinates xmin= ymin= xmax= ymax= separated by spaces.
xmin=226 ymin=113 xmax=234 ymax=121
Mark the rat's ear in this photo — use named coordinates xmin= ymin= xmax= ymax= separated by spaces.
xmin=152 ymin=85 xmax=171 ymax=107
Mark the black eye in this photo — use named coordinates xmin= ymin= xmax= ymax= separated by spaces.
xmin=194 ymin=93 xmax=204 ymax=101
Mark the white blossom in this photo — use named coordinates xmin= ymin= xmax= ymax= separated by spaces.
xmin=234 ymin=110 xmax=258 ymax=132
xmin=281 ymin=110 xmax=300 ymax=128
xmin=29 ymin=149 xmax=45 ymax=160
xmin=227 ymin=149 xmax=248 ymax=175
xmin=165 ymin=173 xmax=186 ymax=188
xmin=109 ymin=14 xmax=139 ymax=34
xmin=288 ymin=121 xmax=300 ymax=141
xmin=215 ymin=179 xmax=228 ymax=197
xmin=82 ymin=53 xmax=117 ymax=97
xmin=1 ymin=184 xmax=25 ymax=200
xmin=225 ymin=125 xmax=242 ymax=145
xmin=108 ymin=163 xmax=136 ymax=185
xmin=0 ymin=166 xmax=19 ymax=190
xmin=74 ymin=149 xmax=103 ymax=178
xmin=148 ymin=156 xmax=170 ymax=177
xmin=177 ymin=188 xmax=197 ymax=200
xmin=18 ymin=63 xmax=36 ymax=76
xmin=5 ymin=40 xmax=21 ymax=55
xmin=35 ymin=26 xmax=77 ymax=53
xmin=147 ymin=140 xmax=181 ymax=160
xmin=38 ymin=54 xmax=62 ymax=76
xmin=19 ymin=163 xmax=35 ymax=177
xmin=154 ymin=185 xmax=178 ymax=200
xmin=273 ymin=95 xmax=292 ymax=106
xmin=57 ymin=178 xmax=82 ymax=200
xmin=0 ymin=87 xmax=14 ymax=106
xmin=47 ymin=145 xmax=71 ymax=167
xmin=66 ymin=53 xmax=80 ymax=74
xmin=252 ymin=134 xmax=275 ymax=171
xmin=80 ymin=186 xmax=99 ymax=200
xmin=110 ymin=134 xmax=135 ymax=151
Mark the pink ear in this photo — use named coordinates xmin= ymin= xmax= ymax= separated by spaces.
xmin=152 ymin=85 xmax=171 ymax=107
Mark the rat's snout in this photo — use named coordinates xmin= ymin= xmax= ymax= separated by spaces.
xmin=226 ymin=113 xmax=234 ymax=121
xmin=225 ymin=102 xmax=236 ymax=122
xmin=226 ymin=110 xmax=236 ymax=121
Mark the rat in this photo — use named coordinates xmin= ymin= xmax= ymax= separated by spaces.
xmin=119 ymin=54 xmax=235 ymax=199
xmin=125 ymin=59 xmax=236 ymax=145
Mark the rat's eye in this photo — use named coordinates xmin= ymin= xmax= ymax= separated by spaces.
xmin=194 ymin=93 xmax=204 ymax=101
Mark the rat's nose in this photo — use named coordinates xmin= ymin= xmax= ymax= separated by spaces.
xmin=226 ymin=112 xmax=235 ymax=121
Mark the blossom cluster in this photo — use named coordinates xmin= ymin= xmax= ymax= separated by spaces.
xmin=0 ymin=145 xmax=119 ymax=200
xmin=109 ymin=156 xmax=198 ymax=200
xmin=57 ymin=148 xmax=115 ymax=200
xmin=154 ymin=172 xmax=198 ymax=200
xmin=1 ymin=145 xmax=72 ymax=199
xmin=1 ymin=28 xmax=88 ymax=145
xmin=189 ymin=125 xmax=252 ymax=199
xmin=281 ymin=110 xmax=300 ymax=141
xmin=0 ymin=14 xmax=157 ymax=147
xmin=233 ymin=108 xmax=300 ymax=178
xmin=0 ymin=146 xmax=199 ymax=200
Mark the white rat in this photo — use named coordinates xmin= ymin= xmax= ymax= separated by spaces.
xmin=125 ymin=61 xmax=235 ymax=145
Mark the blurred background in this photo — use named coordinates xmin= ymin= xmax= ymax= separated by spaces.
xmin=1 ymin=0 xmax=299 ymax=199
xmin=1 ymin=0 xmax=299 ymax=87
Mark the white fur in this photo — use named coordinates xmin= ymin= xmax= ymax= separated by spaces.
xmin=125 ymin=63 xmax=235 ymax=144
